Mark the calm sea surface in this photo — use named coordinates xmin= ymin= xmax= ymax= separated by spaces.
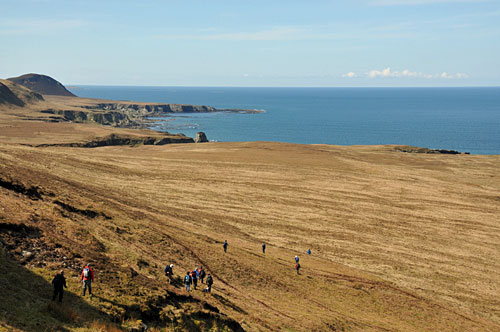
xmin=69 ymin=86 xmax=500 ymax=155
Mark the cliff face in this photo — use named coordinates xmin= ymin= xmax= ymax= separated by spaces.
xmin=36 ymin=133 xmax=194 ymax=147
xmin=87 ymin=103 xmax=216 ymax=114
xmin=8 ymin=73 xmax=75 ymax=97
xmin=41 ymin=102 xmax=220 ymax=127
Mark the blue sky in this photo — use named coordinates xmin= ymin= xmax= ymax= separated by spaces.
xmin=1 ymin=0 xmax=499 ymax=86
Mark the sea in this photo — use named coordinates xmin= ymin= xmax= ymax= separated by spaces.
xmin=68 ymin=86 xmax=500 ymax=155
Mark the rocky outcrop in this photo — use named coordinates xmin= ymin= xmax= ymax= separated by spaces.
xmin=84 ymin=103 xmax=216 ymax=114
xmin=36 ymin=133 xmax=194 ymax=148
xmin=195 ymin=132 xmax=209 ymax=143
xmin=394 ymin=146 xmax=470 ymax=155
xmin=41 ymin=109 xmax=134 ymax=127
xmin=8 ymin=73 xmax=75 ymax=97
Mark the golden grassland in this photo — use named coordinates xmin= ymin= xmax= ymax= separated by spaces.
xmin=0 ymin=95 xmax=499 ymax=332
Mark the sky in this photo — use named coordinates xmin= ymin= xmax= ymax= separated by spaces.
xmin=1 ymin=0 xmax=499 ymax=87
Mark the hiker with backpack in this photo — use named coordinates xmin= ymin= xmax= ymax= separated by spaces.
xmin=164 ymin=264 xmax=174 ymax=284
xmin=223 ymin=240 xmax=228 ymax=253
xmin=262 ymin=243 xmax=266 ymax=254
xmin=81 ymin=263 xmax=94 ymax=297
xmin=294 ymin=256 xmax=299 ymax=263
xmin=184 ymin=271 xmax=192 ymax=292
xmin=205 ymin=273 xmax=213 ymax=293
xmin=198 ymin=266 xmax=206 ymax=284
xmin=307 ymin=249 xmax=311 ymax=255
xmin=191 ymin=269 xmax=198 ymax=290
xmin=51 ymin=269 xmax=67 ymax=302
xmin=295 ymin=262 xmax=301 ymax=274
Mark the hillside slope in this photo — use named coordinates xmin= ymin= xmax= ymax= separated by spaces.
xmin=8 ymin=73 xmax=76 ymax=97
xmin=1 ymin=140 xmax=499 ymax=332
xmin=0 ymin=79 xmax=44 ymax=107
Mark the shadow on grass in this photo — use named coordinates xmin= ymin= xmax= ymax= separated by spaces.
xmin=0 ymin=247 xmax=109 ymax=332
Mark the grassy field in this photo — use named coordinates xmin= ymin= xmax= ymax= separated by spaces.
xmin=1 ymin=89 xmax=499 ymax=331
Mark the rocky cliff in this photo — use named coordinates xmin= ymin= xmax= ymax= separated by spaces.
xmin=36 ymin=133 xmax=194 ymax=147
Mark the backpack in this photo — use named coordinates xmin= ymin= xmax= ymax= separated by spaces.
xmin=83 ymin=267 xmax=90 ymax=278
xmin=191 ymin=271 xmax=197 ymax=279
xmin=295 ymin=263 xmax=300 ymax=269
xmin=184 ymin=275 xmax=191 ymax=283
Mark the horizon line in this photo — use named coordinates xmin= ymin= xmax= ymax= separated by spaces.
xmin=67 ymin=84 xmax=500 ymax=89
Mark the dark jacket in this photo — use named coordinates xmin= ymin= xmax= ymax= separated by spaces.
xmin=206 ymin=275 xmax=213 ymax=286
xmin=52 ymin=274 xmax=67 ymax=289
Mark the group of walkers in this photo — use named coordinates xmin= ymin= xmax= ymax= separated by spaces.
xmin=51 ymin=240 xmax=311 ymax=302
xmin=164 ymin=264 xmax=213 ymax=293
xmin=51 ymin=263 xmax=94 ymax=303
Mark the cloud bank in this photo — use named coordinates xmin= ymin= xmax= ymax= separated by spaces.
xmin=343 ymin=67 xmax=469 ymax=79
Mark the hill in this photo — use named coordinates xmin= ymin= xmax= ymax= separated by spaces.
xmin=8 ymin=73 xmax=76 ymax=97
xmin=0 ymin=89 xmax=499 ymax=331
xmin=0 ymin=79 xmax=44 ymax=107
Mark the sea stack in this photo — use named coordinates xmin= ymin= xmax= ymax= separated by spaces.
xmin=195 ymin=132 xmax=209 ymax=143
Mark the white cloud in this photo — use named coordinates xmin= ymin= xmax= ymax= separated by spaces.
xmin=342 ymin=72 xmax=357 ymax=78
xmin=363 ymin=67 xmax=469 ymax=79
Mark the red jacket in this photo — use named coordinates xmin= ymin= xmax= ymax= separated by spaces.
xmin=81 ymin=266 xmax=94 ymax=281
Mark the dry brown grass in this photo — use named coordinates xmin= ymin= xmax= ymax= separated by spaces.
xmin=47 ymin=302 xmax=80 ymax=324
xmin=88 ymin=321 xmax=123 ymax=332
xmin=1 ymin=100 xmax=500 ymax=332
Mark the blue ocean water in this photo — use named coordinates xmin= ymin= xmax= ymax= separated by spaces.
xmin=68 ymin=86 xmax=500 ymax=155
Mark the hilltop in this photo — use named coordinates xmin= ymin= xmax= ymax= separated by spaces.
xmin=8 ymin=73 xmax=76 ymax=97
xmin=0 ymin=79 xmax=499 ymax=332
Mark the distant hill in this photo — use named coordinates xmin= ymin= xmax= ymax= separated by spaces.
xmin=8 ymin=73 xmax=76 ymax=97
xmin=0 ymin=79 xmax=44 ymax=107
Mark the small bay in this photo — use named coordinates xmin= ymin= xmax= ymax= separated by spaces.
xmin=69 ymin=86 xmax=500 ymax=155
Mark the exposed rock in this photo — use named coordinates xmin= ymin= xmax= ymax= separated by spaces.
xmin=195 ymin=132 xmax=209 ymax=143
xmin=394 ymin=146 xmax=470 ymax=155
xmin=8 ymin=73 xmax=75 ymax=97
xmin=36 ymin=133 xmax=194 ymax=148
xmin=21 ymin=250 xmax=33 ymax=258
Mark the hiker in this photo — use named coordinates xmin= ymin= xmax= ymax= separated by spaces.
xmin=295 ymin=262 xmax=301 ymax=274
xmin=51 ymin=269 xmax=67 ymax=302
xmin=307 ymin=249 xmax=311 ymax=255
xmin=205 ymin=273 xmax=213 ymax=293
xmin=81 ymin=263 xmax=94 ymax=297
xmin=164 ymin=264 xmax=174 ymax=283
xmin=191 ymin=269 xmax=198 ymax=290
xmin=223 ymin=240 xmax=228 ymax=253
xmin=262 ymin=243 xmax=266 ymax=254
xmin=294 ymin=256 xmax=299 ymax=263
xmin=184 ymin=271 xmax=192 ymax=292
xmin=198 ymin=266 xmax=206 ymax=284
